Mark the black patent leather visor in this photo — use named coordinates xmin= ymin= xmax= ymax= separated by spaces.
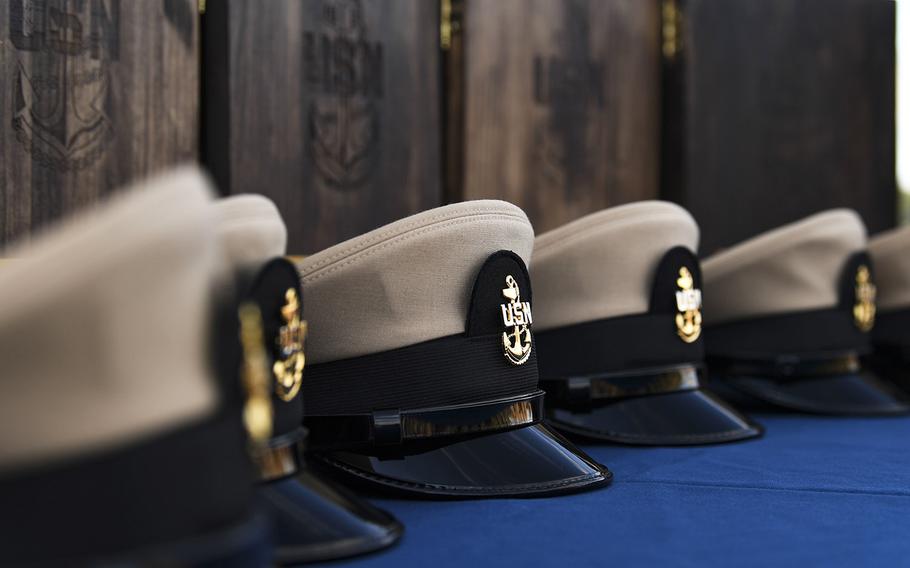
xmin=309 ymin=422 xmax=611 ymax=498
xmin=541 ymin=365 xmax=762 ymax=445
xmin=713 ymin=353 xmax=910 ymax=416
xmin=724 ymin=371 xmax=910 ymax=416
xmin=257 ymin=470 xmax=402 ymax=565
xmin=251 ymin=432 xmax=402 ymax=565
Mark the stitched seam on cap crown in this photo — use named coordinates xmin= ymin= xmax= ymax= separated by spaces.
xmin=0 ymin=175 xmax=212 ymax=315
xmin=301 ymin=213 xmax=530 ymax=284
xmin=534 ymin=203 xmax=690 ymax=252
xmin=703 ymin=213 xmax=864 ymax=280
xmin=217 ymin=210 xmax=281 ymax=229
xmin=301 ymin=206 xmax=525 ymax=272
xmin=534 ymin=210 xmax=694 ymax=257
xmin=704 ymin=235 xmax=865 ymax=284
xmin=302 ymin=214 xmax=530 ymax=284
xmin=218 ymin=217 xmax=284 ymax=233
xmin=300 ymin=204 xmax=526 ymax=273
xmin=216 ymin=198 xmax=279 ymax=222
xmin=534 ymin=211 xmax=694 ymax=259
xmin=869 ymin=229 xmax=910 ymax=257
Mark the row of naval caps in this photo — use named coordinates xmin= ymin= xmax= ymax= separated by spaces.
xmin=1 ymin=165 xmax=909 ymax=566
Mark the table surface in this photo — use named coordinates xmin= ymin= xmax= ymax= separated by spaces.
xmin=325 ymin=410 xmax=910 ymax=568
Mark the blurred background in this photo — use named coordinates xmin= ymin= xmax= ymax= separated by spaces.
xmin=0 ymin=0 xmax=904 ymax=254
xmin=898 ymin=0 xmax=910 ymax=223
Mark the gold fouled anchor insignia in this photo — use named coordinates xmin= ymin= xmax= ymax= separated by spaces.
xmin=500 ymin=275 xmax=533 ymax=365
xmin=853 ymin=265 xmax=876 ymax=332
xmin=273 ymin=288 xmax=307 ymax=401
xmin=674 ymin=266 xmax=702 ymax=343
xmin=238 ymin=303 xmax=273 ymax=445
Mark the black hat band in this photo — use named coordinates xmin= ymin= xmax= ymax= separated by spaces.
xmin=536 ymin=246 xmax=705 ymax=380
xmin=302 ymin=250 xmax=542 ymax=449
xmin=705 ymin=308 xmax=871 ymax=362
xmin=706 ymin=252 xmax=877 ymax=360
xmin=536 ymin=313 xmax=705 ymax=379
xmin=302 ymin=330 xmax=539 ymax=416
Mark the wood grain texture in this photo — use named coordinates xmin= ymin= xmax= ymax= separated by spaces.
xmin=206 ymin=0 xmax=441 ymax=254
xmin=0 ymin=0 xmax=199 ymax=246
xmin=663 ymin=0 xmax=896 ymax=256
xmin=453 ymin=0 xmax=661 ymax=234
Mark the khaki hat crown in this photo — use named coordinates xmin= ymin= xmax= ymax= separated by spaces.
xmin=297 ymin=200 xmax=533 ymax=364
xmin=214 ymin=194 xmax=288 ymax=268
xmin=0 ymin=167 xmax=220 ymax=472
xmin=532 ymin=201 xmax=699 ymax=331
xmin=702 ymin=209 xmax=867 ymax=324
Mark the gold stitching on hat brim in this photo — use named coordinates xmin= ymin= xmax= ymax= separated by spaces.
xmin=253 ymin=438 xmax=304 ymax=482
xmin=401 ymin=399 xmax=537 ymax=440
xmin=542 ymin=364 xmax=702 ymax=405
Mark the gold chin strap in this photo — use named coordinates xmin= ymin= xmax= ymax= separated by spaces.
xmin=238 ymin=303 xmax=274 ymax=445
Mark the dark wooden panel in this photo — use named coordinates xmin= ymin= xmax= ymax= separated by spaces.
xmin=0 ymin=0 xmax=199 ymax=245
xmin=205 ymin=0 xmax=441 ymax=254
xmin=662 ymin=0 xmax=896 ymax=255
xmin=448 ymin=0 xmax=661 ymax=234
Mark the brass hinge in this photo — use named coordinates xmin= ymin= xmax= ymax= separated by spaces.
xmin=441 ymin=0 xmax=463 ymax=51
xmin=662 ymin=0 xmax=682 ymax=60
xmin=198 ymin=0 xmax=206 ymax=15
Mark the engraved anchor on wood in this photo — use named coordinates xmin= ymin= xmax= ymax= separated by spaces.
xmin=501 ymin=275 xmax=532 ymax=365
xmin=10 ymin=0 xmax=118 ymax=171
xmin=674 ymin=267 xmax=702 ymax=343
xmin=305 ymin=0 xmax=382 ymax=189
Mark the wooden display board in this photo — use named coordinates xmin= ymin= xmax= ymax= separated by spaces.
xmin=445 ymin=0 xmax=662 ymax=234
xmin=204 ymin=0 xmax=442 ymax=254
xmin=0 ymin=0 xmax=199 ymax=245
xmin=662 ymin=0 xmax=896 ymax=255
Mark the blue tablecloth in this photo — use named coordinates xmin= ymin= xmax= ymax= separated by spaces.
xmin=330 ymin=413 xmax=910 ymax=567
